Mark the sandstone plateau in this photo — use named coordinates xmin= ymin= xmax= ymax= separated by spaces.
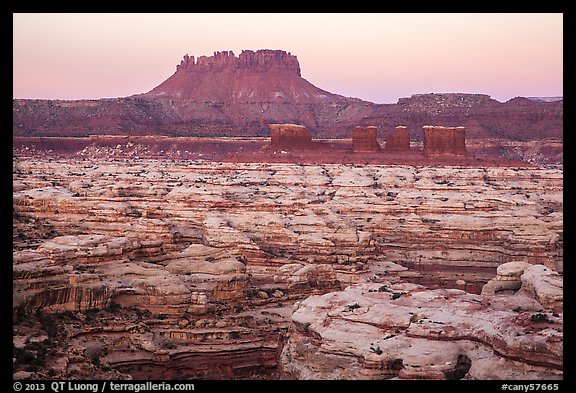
xmin=12 ymin=152 xmax=562 ymax=380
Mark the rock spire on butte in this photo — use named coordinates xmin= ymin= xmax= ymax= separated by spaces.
xmin=142 ymin=49 xmax=347 ymax=104
xmin=176 ymin=50 xmax=301 ymax=75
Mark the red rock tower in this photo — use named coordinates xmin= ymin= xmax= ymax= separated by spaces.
xmin=352 ymin=126 xmax=381 ymax=152
xmin=422 ymin=126 xmax=466 ymax=156
xmin=269 ymin=124 xmax=313 ymax=150
xmin=385 ymin=126 xmax=410 ymax=150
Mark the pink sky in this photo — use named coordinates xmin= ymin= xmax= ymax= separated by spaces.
xmin=13 ymin=13 xmax=563 ymax=104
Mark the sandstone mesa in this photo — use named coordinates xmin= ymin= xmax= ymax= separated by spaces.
xmin=13 ymin=50 xmax=562 ymax=154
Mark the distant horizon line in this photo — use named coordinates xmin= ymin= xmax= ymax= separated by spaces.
xmin=11 ymin=93 xmax=564 ymax=105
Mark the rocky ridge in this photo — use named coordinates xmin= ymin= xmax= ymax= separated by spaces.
xmin=13 ymin=50 xmax=562 ymax=149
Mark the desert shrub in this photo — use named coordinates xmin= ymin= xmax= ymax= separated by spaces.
xmin=106 ymin=301 xmax=122 ymax=312
xmin=36 ymin=309 xmax=58 ymax=339
xmin=229 ymin=331 xmax=241 ymax=339
xmin=91 ymin=354 xmax=101 ymax=366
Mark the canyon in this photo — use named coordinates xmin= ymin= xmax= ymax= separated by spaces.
xmin=12 ymin=48 xmax=563 ymax=381
xmin=13 ymin=153 xmax=562 ymax=380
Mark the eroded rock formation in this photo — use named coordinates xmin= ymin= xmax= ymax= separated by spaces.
xmin=13 ymin=158 xmax=563 ymax=299
xmin=269 ymin=124 xmax=313 ymax=150
xmin=280 ymin=265 xmax=563 ymax=379
xmin=176 ymin=50 xmax=301 ymax=76
xmin=481 ymin=261 xmax=562 ymax=312
xmin=143 ymin=49 xmax=342 ymax=104
xmin=12 ymin=235 xmax=248 ymax=315
xmin=13 ymin=52 xmax=563 ymax=165
xmin=352 ymin=126 xmax=381 ymax=152
xmin=423 ymin=125 xmax=467 ymax=156
xmin=13 ymin=155 xmax=563 ymax=379
xmin=385 ymin=126 xmax=410 ymax=150
xmin=481 ymin=261 xmax=533 ymax=295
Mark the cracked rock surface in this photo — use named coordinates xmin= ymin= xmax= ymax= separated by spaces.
xmin=13 ymin=156 xmax=562 ymax=380
xmin=280 ymin=279 xmax=562 ymax=380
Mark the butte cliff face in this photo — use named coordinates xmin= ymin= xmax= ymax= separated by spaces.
xmin=144 ymin=50 xmax=321 ymax=103
xmin=423 ymin=126 xmax=467 ymax=156
xmin=13 ymin=50 xmax=371 ymax=138
xmin=352 ymin=126 xmax=381 ymax=152
xmin=13 ymin=50 xmax=562 ymax=147
xmin=269 ymin=123 xmax=313 ymax=150
xmin=385 ymin=126 xmax=410 ymax=150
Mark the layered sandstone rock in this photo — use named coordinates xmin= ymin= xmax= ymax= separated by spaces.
xmin=517 ymin=264 xmax=563 ymax=312
xmin=13 ymin=300 xmax=289 ymax=380
xmin=352 ymin=126 xmax=381 ymax=152
xmin=481 ymin=261 xmax=532 ymax=295
xmin=176 ymin=50 xmax=301 ymax=75
xmin=12 ymin=234 xmax=249 ymax=315
xmin=13 ymin=156 xmax=563 ymax=379
xmin=269 ymin=124 xmax=313 ymax=150
xmin=385 ymin=126 xmax=410 ymax=150
xmin=423 ymin=125 xmax=467 ymax=156
xmin=14 ymin=158 xmax=563 ymax=297
xmin=482 ymin=262 xmax=563 ymax=312
xmin=273 ymin=263 xmax=340 ymax=294
xmin=280 ymin=278 xmax=563 ymax=380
